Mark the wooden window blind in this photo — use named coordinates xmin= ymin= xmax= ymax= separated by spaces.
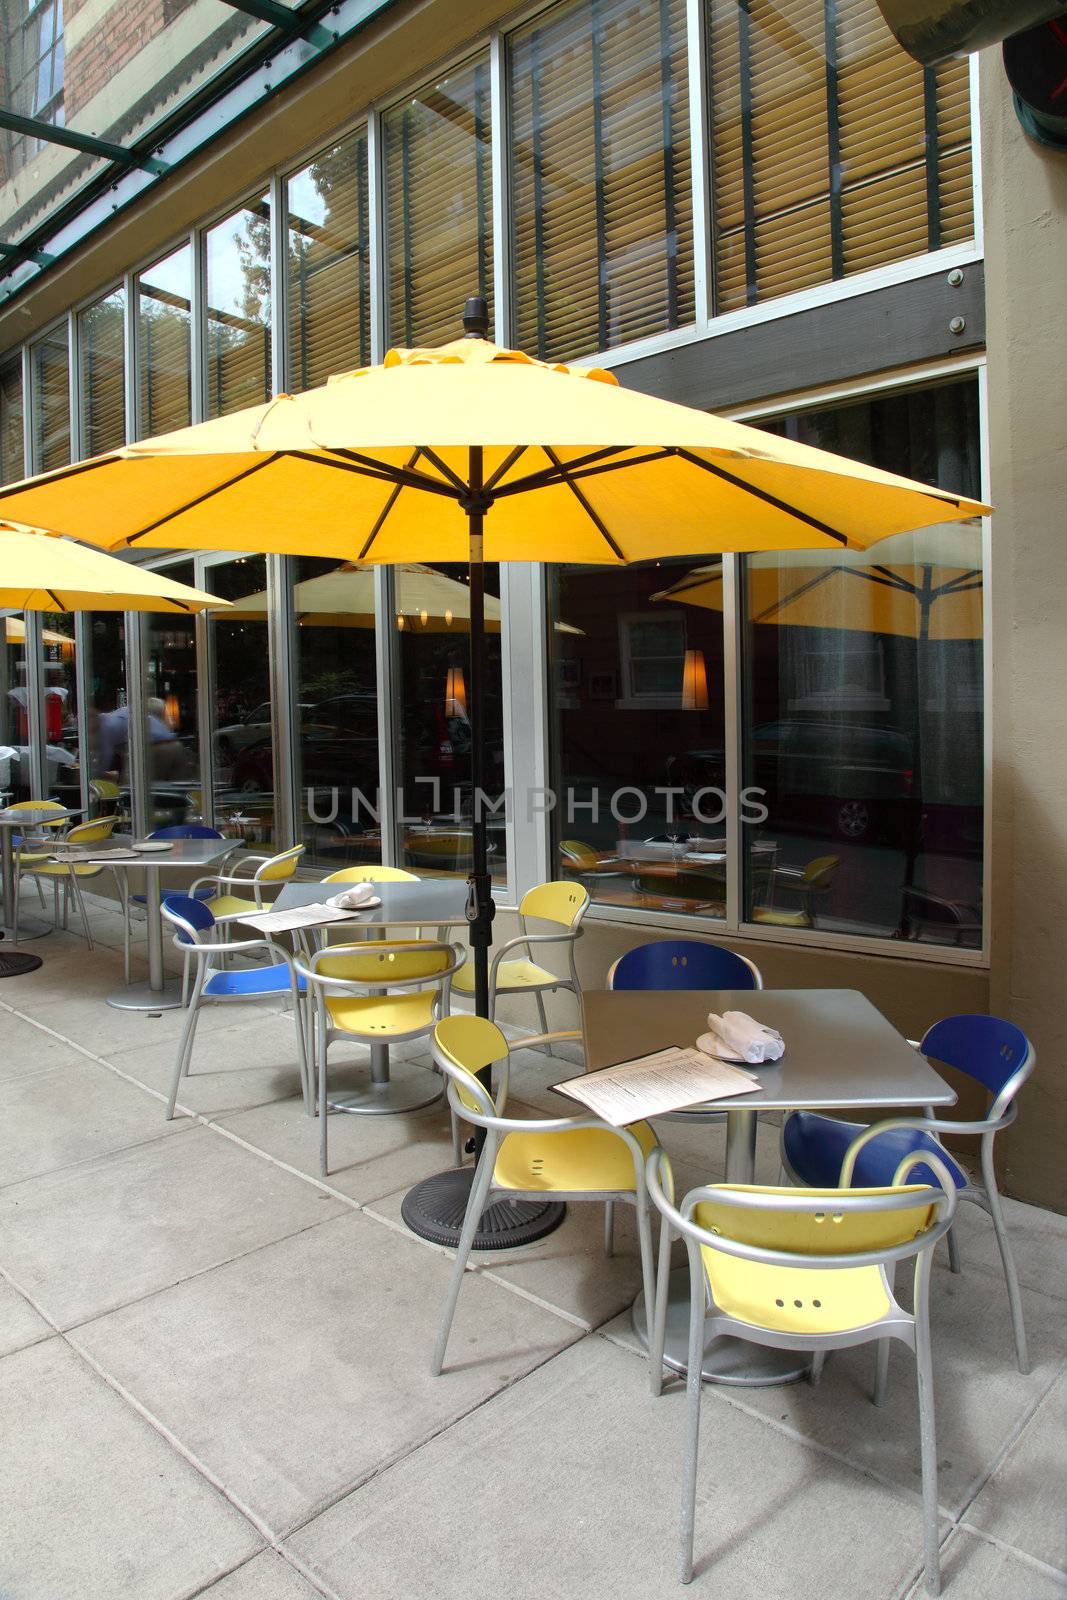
xmin=708 ymin=0 xmax=973 ymax=313
xmin=205 ymin=199 xmax=272 ymax=419
xmin=288 ymin=131 xmax=371 ymax=391
xmin=138 ymin=244 xmax=192 ymax=439
xmin=30 ymin=330 xmax=70 ymax=472
xmin=79 ymin=289 xmax=126 ymax=457
xmin=510 ymin=0 xmax=694 ymax=362
xmin=0 ymin=360 xmax=23 ymax=485
xmin=384 ymin=56 xmax=493 ymax=350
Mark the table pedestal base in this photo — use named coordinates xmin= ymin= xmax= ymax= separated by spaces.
xmin=327 ymin=1077 xmax=444 ymax=1115
xmin=631 ymin=1267 xmax=811 ymax=1387
xmin=0 ymin=914 xmax=54 ymax=942
xmin=0 ymin=949 xmax=43 ymax=977
xmin=107 ymin=978 xmax=183 ymax=1012
xmin=401 ymin=1166 xmax=566 ymax=1251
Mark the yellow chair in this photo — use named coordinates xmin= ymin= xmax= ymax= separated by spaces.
xmin=189 ymin=842 xmax=305 ymax=920
xmin=753 ymin=854 xmax=839 ymax=928
xmin=296 ymin=938 xmax=464 ymax=1177
xmin=5 ymin=799 xmax=68 ymax=920
xmin=646 ymin=1148 xmax=957 ymax=1594
xmin=429 ymin=1014 xmax=657 ymax=1376
xmin=559 ymin=838 xmax=627 ymax=879
xmin=451 ymin=880 xmax=589 ymax=1036
xmin=321 ymin=863 xmax=422 ymax=943
xmin=16 ymin=814 xmax=120 ymax=947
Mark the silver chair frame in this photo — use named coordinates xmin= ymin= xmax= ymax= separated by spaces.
xmin=430 ymin=1024 xmax=657 ymax=1378
xmin=14 ymin=814 xmax=120 ymax=949
xmin=646 ymin=1147 xmax=957 ymax=1594
xmin=295 ymin=940 xmax=464 ymax=1178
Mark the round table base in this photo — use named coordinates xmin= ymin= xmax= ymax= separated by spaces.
xmin=0 ymin=950 xmax=44 ymax=978
xmin=0 ymin=914 xmax=54 ymax=943
xmin=107 ymin=978 xmax=184 ymax=1013
xmin=327 ymin=1076 xmax=444 ymax=1115
xmin=631 ymin=1267 xmax=811 ymax=1387
xmin=401 ymin=1166 xmax=567 ymax=1251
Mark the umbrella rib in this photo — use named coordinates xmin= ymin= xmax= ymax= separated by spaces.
xmin=317 ymin=449 xmax=458 ymax=499
xmin=45 ymin=589 xmax=65 ymax=609
xmin=418 ymin=447 xmax=469 ymax=494
xmin=127 ymin=455 xmax=280 ymax=544
xmin=543 ymin=448 xmax=625 ymax=560
xmin=492 ymin=446 xmax=639 ymax=497
xmin=356 ymin=448 xmax=425 ymax=561
xmin=674 ymin=449 xmax=852 ymax=546
xmin=484 ymin=446 xmax=529 ymax=492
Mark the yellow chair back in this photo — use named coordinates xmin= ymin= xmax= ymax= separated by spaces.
xmin=804 ymin=855 xmax=839 ymax=889
xmin=8 ymin=799 xmax=67 ymax=826
xmin=519 ymin=879 xmax=588 ymax=927
xmin=433 ymin=1014 xmax=508 ymax=1114
xmin=318 ymin=944 xmax=452 ymax=984
xmin=324 ymin=865 xmax=418 ymax=883
xmin=559 ymin=839 xmax=598 ymax=868
xmin=66 ymin=816 xmax=118 ymax=846
xmin=258 ymin=844 xmax=304 ymax=882
xmin=694 ymin=1184 xmax=936 ymax=1258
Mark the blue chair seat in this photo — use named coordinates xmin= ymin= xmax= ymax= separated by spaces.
xmin=783 ymin=1109 xmax=968 ymax=1191
xmin=130 ymin=886 xmax=216 ymax=907
xmin=202 ymin=964 xmax=306 ymax=1000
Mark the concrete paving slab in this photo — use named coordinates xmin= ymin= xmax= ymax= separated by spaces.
xmin=73 ymin=1210 xmax=582 ymax=1534
xmin=903 ymin=1527 xmax=1067 ymax=1598
xmin=963 ymin=1369 xmax=1067 ymax=1573
xmin=0 ymin=1006 xmax=93 ymax=1083
xmin=291 ymin=1333 xmax=943 ymax=1600
xmin=105 ymin=1012 xmax=308 ymax=1118
xmin=197 ymin=1550 xmax=325 ymax=1597
xmin=0 ymin=1274 xmax=53 ymax=1355
xmin=0 ymin=1338 xmax=261 ymax=1599
xmin=0 ymin=1126 xmax=346 ymax=1328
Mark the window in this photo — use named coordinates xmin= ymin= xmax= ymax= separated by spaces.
xmin=510 ymin=0 xmax=694 ymax=362
xmin=144 ymin=564 xmax=200 ymax=831
xmin=78 ymin=287 xmax=126 ymax=457
xmin=383 ymin=55 xmax=493 ymax=349
xmin=288 ymin=132 xmax=371 ymax=392
xmin=137 ymin=244 xmax=192 ymax=438
xmin=206 ymin=555 xmax=275 ymax=846
xmin=0 ymin=359 xmax=23 ymax=484
xmin=1 ymin=610 xmax=28 ymax=797
xmin=1 ymin=0 xmax=64 ymax=174
xmin=708 ymin=0 xmax=973 ymax=312
xmin=743 ymin=377 xmax=983 ymax=947
xmin=29 ymin=325 xmax=69 ymax=471
xmin=205 ymin=198 xmax=272 ymax=418
xmin=85 ymin=612 xmax=127 ymax=813
xmin=549 ymin=560 xmax=727 ymax=915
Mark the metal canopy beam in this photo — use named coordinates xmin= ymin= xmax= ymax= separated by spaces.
xmin=0 ymin=109 xmax=169 ymax=174
xmin=215 ymin=0 xmax=336 ymax=49
xmin=0 ymin=241 xmax=55 ymax=265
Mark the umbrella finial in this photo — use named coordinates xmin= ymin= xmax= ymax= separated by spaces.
xmin=462 ymin=295 xmax=490 ymax=339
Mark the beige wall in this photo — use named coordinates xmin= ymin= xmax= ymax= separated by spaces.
xmin=981 ymin=53 xmax=1067 ymax=1214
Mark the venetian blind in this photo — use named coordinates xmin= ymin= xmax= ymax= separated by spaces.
xmin=138 ymin=245 xmax=192 ymax=439
xmin=287 ymin=132 xmax=370 ymax=391
xmin=384 ymin=56 xmax=493 ymax=350
xmin=510 ymin=0 xmax=694 ymax=362
xmin=0 ymin=360 xmax=23 ymax=484
xmin=31 ymin=332 xmax=70 ymax=472
xmin=709 ymin=0 xmax=974 ymax=312
xmin=79 ymin=290 xmax=126 ymax=457
xmin=205 ymin=201 xmax=272 ymax=419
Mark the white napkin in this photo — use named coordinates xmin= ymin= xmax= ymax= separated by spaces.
xmin=704 ymin=1010 xmax=784 ymax=1064
xmin=326 ymin=883 xmax=379 ymax=910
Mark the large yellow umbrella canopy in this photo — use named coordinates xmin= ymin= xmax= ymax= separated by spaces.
xmin=652 ymin=524 xmax=983 ymax=642
xmin=0 ymin=337 xmax=987 ymax=561
xmin=0 ymin=524 xmax=231 ymax=612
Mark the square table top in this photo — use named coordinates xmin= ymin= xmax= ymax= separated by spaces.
xmin=46 ymin=834 xmax=238 ymax=868
xmin=581 ymin=989 xmax=956 ymax=1114
xmin=0 ymin=804 xmax=84 ymax=828
xmin=272 ymin=876 xmax=473 ymax=929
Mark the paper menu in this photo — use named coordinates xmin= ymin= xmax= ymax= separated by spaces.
xmin=551 ymin=1045 xmax=760 ymax=1127
xmin=235 ymin=903 xmax=363 ymax=935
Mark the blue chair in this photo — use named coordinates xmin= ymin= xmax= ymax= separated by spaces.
xmin=160 ymin=894 xmax=309 ymax=1120
xmin=782 ymin=1014 xmax=1035 ymax=1373
xmin=118 ymin=826 xmax=232 ymax=986
xmin=607 ymin=939 xmax=762 ymax=992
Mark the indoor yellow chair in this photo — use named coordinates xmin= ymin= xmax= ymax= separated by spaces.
xmin=646 ymin=1148 xmax=957 ymax=1594
xmin=296 ymin=938 xmax=464 ymax=1176
xmin=429 ymin=1013 xmax=657 ymax=1376
xmin=188 ymin=842 xmax=305 ymax=920
xmin=451 ymin=879 xmax=589 ymax=1035
xmin=15 ymin=813 xmax=120 ymax=947
xmin=753 ymin=854 xmax=839 ymax=928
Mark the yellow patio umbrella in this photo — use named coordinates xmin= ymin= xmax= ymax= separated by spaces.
xmin=0 ymin=301 xmax=989 ymax=1244
xmin=4 ymin=616 xmax=76 ymax=654
xmin=0 ymin=523 xmax=231 ymax=613
xmin=652 ymin=524 xmax=983 ymax=642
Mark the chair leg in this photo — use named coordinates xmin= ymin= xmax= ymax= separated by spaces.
xmin=679 ymin=1254 xmax=706 ymax=1585
xmin=650 ymin=1211 xmax=675 ymax=1398
xmin=980 ymin=1146 xmax=1030 ymax=1374
xmin=873 ymin=1339 xmax=891 ymax=1407
xmin=35 ymin=874 xmax=45 ymax=908
xmin=450 ymin=1107 xmax=463 ymax=1167
xmin=166 ymin=1000 xmax=202 ymax=1119
xmin=534 ymin=988 xmax=553 ymax=1056
xmin=604 ymin=1201 xmax=615 ymax=1258
xmin=946 ymin=1225 xmax=961 ymax=1275
xmin=70 ymin=874 xmax=95 ymax=951
xmin=810 ymin=1350 xmax=826 ymax=1387
xmin=432 ymin=1148 xmax=496 ymax=1376
xmin=12 ymin=867 xmax=21 ymax=945
xmin=914 ymin=1320 xmax=942 ymax=1596
xmin=319 ymin=1032 xmax=331 ymax=1177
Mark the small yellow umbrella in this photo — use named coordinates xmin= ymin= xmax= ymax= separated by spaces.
xmin=0 ymin=523 xmax=231 ymax=613
xmin=4 ymin=616 xmax=76 ymax=654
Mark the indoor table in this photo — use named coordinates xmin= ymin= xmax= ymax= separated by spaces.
xmin=267 ymin=877 xmax=472 ymax=1114
xmin=581 ymin=987 xmax=957 ymax=1387
xmin=0 ymin=803 xmax=83 ymax=943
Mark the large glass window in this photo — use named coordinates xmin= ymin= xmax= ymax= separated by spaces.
xmin=29 ymin=325 xmax=69 ymax=471
xmin=144 ymin=565 xmax=200 ymax=831
xmin=510 ymin=0 xmax=694 ymax=362
xmin=78 ymin=287 xmax=126 ymax=456
xmin=396 ymin=563 xmax=505 ymax=882
xmin=205 ymin=197 xmax=272 ymax=418
xmin=137 ymin=243 xmax=192 ymax=438
xmin=40 ymin=610 xmax=79 ymax=807
xmin=383 ymin=55 xmax=493 ymax=349
xmin=84 ymin=611 xmax=127 ymax=816
xmin=743 ymin=378 xmax=982 ymax=947
xmin=1 ymin=0 xmax=65 ymax=174
xmin=1 ymin=612 xmax=28 ymax=799
xmin=287 ymin=132 xmax=370 ymax=391
xmin=207 ymin=555 xmax=275 ymax=847
xmin=0 ymin=358 xmax=24 ymax=483
xmin=708 ymin=0 xmax=973 ymax=313
xmin=549 ymin=561 xmax=727 ymax=913
xmin=286 ymin=558 xmax=381 ymax=868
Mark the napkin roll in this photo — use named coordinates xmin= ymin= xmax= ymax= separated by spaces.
xmin=329 ymin=882 xmax=378 ymax=910
xmin=706 ymin=1009 xmax=784 ymax=1064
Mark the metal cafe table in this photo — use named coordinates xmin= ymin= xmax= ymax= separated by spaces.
xmin=266 ymin=877 xmax=472 ymax=1114
xmin=581 ymin=987 xmax=957 ymax=1387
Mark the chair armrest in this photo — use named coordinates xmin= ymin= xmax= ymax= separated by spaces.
xmin=175 ymin=933 xmax=278 ymax=959
xmin=839 ymin=1111 xmax=1014 ymax=1184
xmin=509 ymin=1029 xmax=583 ymax=1052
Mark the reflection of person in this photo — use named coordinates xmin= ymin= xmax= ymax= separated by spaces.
xmin=95 ymin=699 xmax=186 ymax=778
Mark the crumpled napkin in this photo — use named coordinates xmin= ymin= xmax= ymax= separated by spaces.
xmin=704 ymin=1010 xmax=784 ymax=1064
xmin=326 ymin=883 xmax=379 ymax=910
